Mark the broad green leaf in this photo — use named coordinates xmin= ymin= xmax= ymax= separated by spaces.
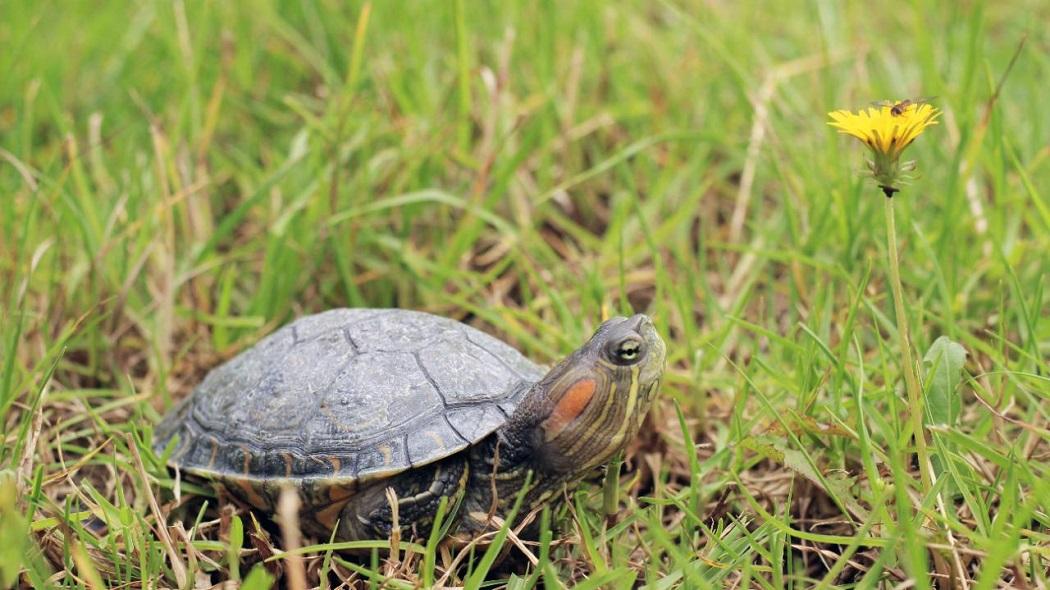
xmin=922 ymin=336 xmax=967 ymax=427
xmin=240 ymin=565 xmax=275 ymax=590
xmin=0 ymin=474 xmax=28 ymax=588
xmin=923 ymin=336 xmax=968 ymax=498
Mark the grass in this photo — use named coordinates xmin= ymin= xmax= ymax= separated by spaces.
xmin=1 ymin=0 xmax=1048 ymax=587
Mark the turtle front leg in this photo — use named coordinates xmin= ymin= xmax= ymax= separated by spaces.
xmin=346 ymin=457 xmax=470 ymax=540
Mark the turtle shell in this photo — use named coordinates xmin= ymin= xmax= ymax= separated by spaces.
xmin=155 ymin=309 xmax=545 ymax=485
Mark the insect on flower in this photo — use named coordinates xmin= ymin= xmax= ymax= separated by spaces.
xmin=870 ymin=97 xmax=936 ymax=117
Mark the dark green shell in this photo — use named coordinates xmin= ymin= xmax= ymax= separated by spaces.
xmin=155 ymin=309 xmax=545 ymax=485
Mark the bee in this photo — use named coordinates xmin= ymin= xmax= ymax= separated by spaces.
xmin=872 ymin=97 xmax=935 ymax=116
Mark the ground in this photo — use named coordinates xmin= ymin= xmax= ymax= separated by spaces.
xmin=1 ymin=1 xmax=1048 ymax=588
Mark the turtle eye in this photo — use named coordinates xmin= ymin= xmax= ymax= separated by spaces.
xmin=608 ymin=337 xmax=644 ymax=365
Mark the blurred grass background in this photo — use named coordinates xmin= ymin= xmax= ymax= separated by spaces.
xmin=1 ymin=0 xmax=1048 ymax=588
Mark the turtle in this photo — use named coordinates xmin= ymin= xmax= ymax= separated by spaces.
xmin=154 ymin=308 xmax=665 ymax=542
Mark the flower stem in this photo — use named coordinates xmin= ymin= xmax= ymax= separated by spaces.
xmin=883 ymin=196 xmax=933 ymax=494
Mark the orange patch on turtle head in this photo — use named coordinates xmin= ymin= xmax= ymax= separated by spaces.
xmin=542 ymin=378 xmax=597 ymax=441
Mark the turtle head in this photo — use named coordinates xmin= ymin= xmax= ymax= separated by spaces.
xmin=512 ymin=314 xmax=665 ymax=473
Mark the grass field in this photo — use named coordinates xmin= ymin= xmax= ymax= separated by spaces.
xmin=2 ymin=0 xmax=1049 ymax=588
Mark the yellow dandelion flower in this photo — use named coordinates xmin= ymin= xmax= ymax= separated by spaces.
xmin=827 ymin=100 xmax=940 ymax=196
